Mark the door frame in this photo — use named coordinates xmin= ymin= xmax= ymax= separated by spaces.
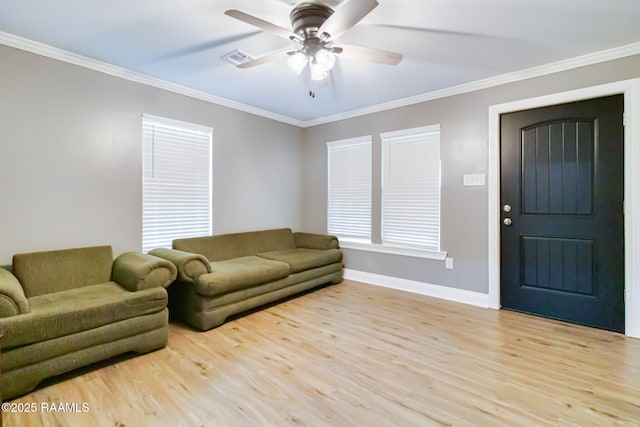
xmin=488 ymin=78 xmax=640 ymax=338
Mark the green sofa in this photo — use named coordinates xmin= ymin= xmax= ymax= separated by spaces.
xmin=0 ymin=245 xmax=177 ymax=400
xmin=150 ymin=228 xmax=343 ymax=331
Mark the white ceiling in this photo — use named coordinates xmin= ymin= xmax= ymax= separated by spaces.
xmin=1 ymin=0 xmax=639 ymax=123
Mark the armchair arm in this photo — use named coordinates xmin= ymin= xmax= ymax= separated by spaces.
xmin=0 ymin=268 xmax=29 ymax=317
xmin=148 ymin=248 xmax=211 ymax=283
xmin=294 ymin=232 xmax=340 ymax=250
xmin=112 ymin=252 xmax=177 ymax=291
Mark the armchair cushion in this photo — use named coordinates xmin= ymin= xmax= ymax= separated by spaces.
xmin=0 ymin=268 xmax=29 ymax=317
xmin=112 ymin=252 xmax=177 ymax=291
xmin=13 ymin=246 xmax=113 ymax=298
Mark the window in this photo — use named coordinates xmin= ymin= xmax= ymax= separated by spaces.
xmin=326 ymin=125 xmax=444 ymax=259
xmin=142 ymin=114 xmax=212 ymax=252
xmin=327 ymin=136 xmax=372 ymax=242
xmin=381 ymin=125 xmax=441 ymax=251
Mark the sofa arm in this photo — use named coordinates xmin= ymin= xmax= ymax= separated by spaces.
xmin=0 ymin=268 xmax=29 ymax=317
xmin=148 ymin=248 xmax=211 ymax=283
xmin=294 ymin=232 xmax=340 ymax=250
xmin=112 ymin=252 xmax=177 ymax=291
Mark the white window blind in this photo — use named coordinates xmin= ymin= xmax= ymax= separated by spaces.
xmin=381 ymin=125 xmax=441 ymax=251
xmin=327 ymin=137 xmax=372 ymax=242
xmin=142 ymin=114 xmax=212 ymax=252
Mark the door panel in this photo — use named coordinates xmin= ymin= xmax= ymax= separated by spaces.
xmin=500 ymin=95 xmax=624 ymax=332
xmin=521 ymin=120 xmax=594 ymax=215
xmin=521 ymin=236 xmax=594 ymax=295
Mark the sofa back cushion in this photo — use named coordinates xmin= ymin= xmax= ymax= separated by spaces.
xmin=173 ymin=228 xmax=296 ymax=262
xmin=13 ymin=246 xmax=114 ymax=298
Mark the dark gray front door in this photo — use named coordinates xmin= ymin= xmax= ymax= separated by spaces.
xmin=500 ymin=95 xmax=625 ymax=332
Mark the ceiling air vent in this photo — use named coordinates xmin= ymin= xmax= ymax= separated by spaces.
xmin=220 ymin=49 xmax=254 ymax=66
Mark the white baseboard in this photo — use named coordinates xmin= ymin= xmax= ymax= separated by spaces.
xmin=343 ymin=269 xmax=490 ymax=308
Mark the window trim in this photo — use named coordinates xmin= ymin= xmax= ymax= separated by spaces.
xmin=339 ymin=240 xmax=447 ymax=260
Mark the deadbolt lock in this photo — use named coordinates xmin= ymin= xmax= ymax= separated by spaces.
xmin=503 ymin=204 xmax=512 ymax=213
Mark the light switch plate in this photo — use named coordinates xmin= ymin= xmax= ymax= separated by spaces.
xmin=463 ymin=173 xmax=485 ymax=186
xmin=445 ymin=257 xmax=453 ymax=269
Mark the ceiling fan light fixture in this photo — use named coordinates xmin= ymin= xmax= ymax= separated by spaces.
xmin=287 ymin=51 xmax=308 ymax=74
xmin=314 ymin=48 xmax=336 ymax=71
xmin=309 ymin=61 xmax=329 ymax=81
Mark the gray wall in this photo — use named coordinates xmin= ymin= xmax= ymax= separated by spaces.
xmin=0 ymin=44 xmax=304 ymax=265
xmin=301 ymin=54 xmax=640 ymax=294
xmin=2 ymin=40 xmax=639 ymax=295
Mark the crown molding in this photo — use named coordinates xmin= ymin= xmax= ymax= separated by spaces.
xmin=1 ymin=30 xmax=639 ymax=129
xmin=0 ymin=31 xmax=305 ymax=127
xmin=300 ymin=41 xmax=640 ymax=127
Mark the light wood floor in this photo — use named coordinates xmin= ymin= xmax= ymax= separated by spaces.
xmin=5 ymin=280 xmax=640 ymax=426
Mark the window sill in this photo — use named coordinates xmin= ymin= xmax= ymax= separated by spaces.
xmin=339 ymin=241 xmax=447 ymax=261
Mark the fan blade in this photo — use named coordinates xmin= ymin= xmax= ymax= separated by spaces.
xmin=237 ymin=49 xmax=294 ymax=69
xmin=225 ymin=10 xmax=300 ymax=41
xmin=335 ymin=44 xmax=402 ymax=65
xmin=373 ymin=24 xmax=512 ymax=40
xmin=318 ymin=0 xmax=379 ymax=40
xmin=151 ymin=32 xmax=262 ymax=62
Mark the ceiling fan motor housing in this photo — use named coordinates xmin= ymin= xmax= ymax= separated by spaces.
xmin=290 ymin=3 xmax=334 ymax=38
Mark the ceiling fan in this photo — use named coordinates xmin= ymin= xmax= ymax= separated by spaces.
xmin=224 ymin=0 xmax=403 ymax=81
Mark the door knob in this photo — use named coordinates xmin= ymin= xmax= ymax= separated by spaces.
xmin=503 ymin=218 xmax=512 ymax=226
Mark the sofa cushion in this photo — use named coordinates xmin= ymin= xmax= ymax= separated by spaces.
xmin=190 ymin=262 xmax=344 ymax=311
xmin=258 ymin=248 xmax=344 ymax=274
xmin=0 ymin=282 xmax=167 ymax=349
xmin=13 ymin=246 xmax=114 ymax=298
xmin=195 ymin=256 xmax=290 ymax=297
xmin=174 ymin=228 xmax=296 ymax=261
